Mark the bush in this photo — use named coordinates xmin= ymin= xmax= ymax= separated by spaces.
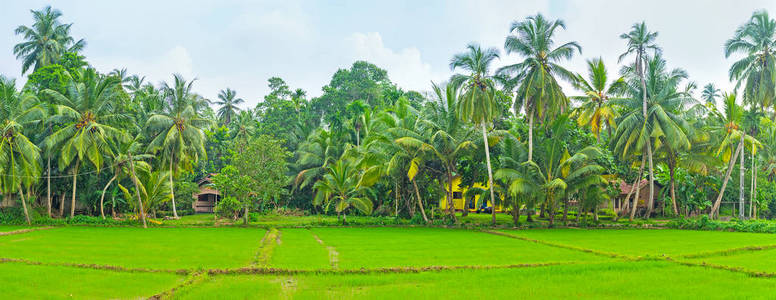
xmin=667 ymin=216 xmax=776 ymax=233
xmin=215 ymin=196 xmax=242 ymax=220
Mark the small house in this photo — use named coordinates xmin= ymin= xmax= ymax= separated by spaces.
xmin=613 ymin=179 xmax=662 ymax=213
xmin=192 ymin=176 xmax=220 ymax=213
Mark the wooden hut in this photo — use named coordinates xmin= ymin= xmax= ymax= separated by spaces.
xmin=613 ymin=179 xmax=662 ymax=213
xmin=192 ymin=176 xmax=220 ymax=213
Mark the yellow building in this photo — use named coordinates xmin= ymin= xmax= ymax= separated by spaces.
xmin=439 ymin=176 xmax=504 ymax=212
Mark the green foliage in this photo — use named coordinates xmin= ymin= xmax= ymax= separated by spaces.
xmin=214 ymin=196 xmax=242 ymax=219
xmin=26 ymin=64 xmax=70 ymax=93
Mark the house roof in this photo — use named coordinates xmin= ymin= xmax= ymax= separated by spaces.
xmin=619 ymin=179 xmax=650 ymax=195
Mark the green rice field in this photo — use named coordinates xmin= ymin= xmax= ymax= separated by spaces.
xmin=2 ymin=225 xmax=776 ymax=299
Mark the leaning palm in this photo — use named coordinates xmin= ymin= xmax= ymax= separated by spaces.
xmin=313 ymin=159 xmax=374 ymax=224
xmin=498 ymin=14 xmax=580 ymax=162
xmin=571 ymin=58 xmax=626 ymax=142
xmin=13 ymin=6 xmax=85 ymax=74
xmin=450 ymin=43 xmax=501 ymax=225
xmin=145 ymin=74 xmax=210 ymax=218
xmin=0 ymin=77 xmax=43 ymax=224
xmin=99 ymin=136 xmax=152 ymax=219
xmin=43 ymin=69 xmax=127 ymax=217
xmin=215 ymin=88 xmax=244 ymax=125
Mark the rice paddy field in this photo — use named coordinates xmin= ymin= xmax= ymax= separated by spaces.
xmin=2 ymin=225 xmax=776 ymax=299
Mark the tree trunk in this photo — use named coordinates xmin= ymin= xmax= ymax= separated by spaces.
xmin=637 ymin=52 xmax=655 ymax=220
xmin=244 ymin=203 xmax=249 ymax=225
xmin=710 ymin=141 xmax=743 ymax=218
xmin=46 ymin=151 xmax=51 ymax=218
xmin=630 ymin=156 xmax=646 ymax=221
xmin=169 ymin=159 xmax=179 ymax=218
xmin=482 ymin=124 xmax=497 ymax=225
xmin=394 ymin=181 xmax=399 ymax=217
xmin=70 ymin=160 xmax=80 ymax=218
xmin=59 ymin=193 xmax=65 ymax=217
xmin=669 ymin=165 xmax=679 ymax=216
xmin=129 ymin=152 xmax=147 ymax=228
xmin=512 ymin=198 xmax=520 ymax=227
xmin=528 ymin=113 xmax=534 ymax=162
xmin=739 ymin=134 xmax=745 ymax=219
xmin=446 ymin=170 xmax=456 ymax=219
xmin=594 ymin=206 xmax=599 ymax=222
xmin=99 ymin=175 xmax=117 ymax=219
xmin=412 ymin=179 xmax=429 ymax=223
xmin=750 ymin=145 xmax=755 ymax=219
xmin=562 ymin=198 xmax=569 ymax=225
xmin=18 ymin=185 xmax=31 ymax=225
xmin=645 ymin=140 xmax=655 ymax=219
xmin=615 ymin=176 xmax=638 ymax=221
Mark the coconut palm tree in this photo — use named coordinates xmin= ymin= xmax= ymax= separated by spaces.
xmin=13 ymin=6 xmax=86 ymax=74
xmin=498 ymin=14 xmax=580 ymax=162
xmin=215 ymin=88 xmax=244 ymax=125
xmin=99 ymin=137 xmax=152 ymax=219
xmin=313 ymin=159 xmax=375 ymax=224
xmin=618 ymin=22 xmax=661 ymax=218
xmin=701 ymin=83 xmax=721 ymax=105
xmin=725 ymin=10 xmax=776 ymax=114
xmin=145 ymin=74 xmax=210 ymax=218
xmin=611 ymin=54 xmax=692 ymax=217
xmin=43 ymin=69 xmax=127 ymax=217
xmin=450 ymin=43 xmax=501 ymax=224
xmin=0 ymin=77 xmax=43 ymax=224
xmin=571 ymin=58 xmax=626 ymax=142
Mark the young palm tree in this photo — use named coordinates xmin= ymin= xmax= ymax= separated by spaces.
xmin=725 ymin=10 xmax=776 ymax=113
xmin=0 ymin=77 xmax=43 ymax=224
xmin=145 ymin=74 xmax=210 ymax=218
xmin=13 ymin=6 xmax=85 ymax=74
xmin=99 ymin=137 xmax=152 ymax=219
xmin=215 ymin=88 xmax=244 ymax=125
xmin=571 ymin=58 xmax=626 ymax=142
xmin=701 ymin=83 xmax=721 ymax=105
xmin=450 ymin=43 xmax=501 ymax=224
xmin=498 ymin=14 xmax=580 ymax=162
xmin=618 ymin=22 xmax=661 ymax=218
xmin=43 ymin=69 xmax=127 ymax=217
xmin=313 ymin=159 xmax=375 ymax=224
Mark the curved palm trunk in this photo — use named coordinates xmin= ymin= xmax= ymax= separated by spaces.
xmin=739 ymin=134 xmax=745 ymax=219
xmin=129 ymin=152 xmax=147 ymax=228
xmin=99 ymin=175 xmax=117 ymax=219
xmin=18 ymin=185 xmax=31 ymax=225
xmin=669 ymin=163 xmax=679 ymax=216
xmin=710 ymin=141 xmax=743 ymax=218
xmin=169 ymin=159 xmax=179 ymax=218
xmin=637 ymin=52 xmax=655 ymax=219
xmin=411 ymin=179 xmax=429 ymax=223
xmin=482 ymin=123 xmax=497 ymax=225
xmin=70 ymin=160 xmax=80 ymax=218
xmin=629 ymin=156 xmax=646 ymax=221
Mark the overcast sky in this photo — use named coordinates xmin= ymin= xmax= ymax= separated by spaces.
xmin=1 ymin=0 xmax=775 ymax=108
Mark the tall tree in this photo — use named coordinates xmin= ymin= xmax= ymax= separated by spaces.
xmin=450 ymin=43 xmax=501 ymax=225
xmin=145 ymin=74 xmax=210 ymax=218
xmin=215 ymin=88 xmax=244 ymax=125
xmin=725 ymin=10 xmax=776 ymax=115
xmin=499 ymin=13 xmax=580 ymax=162
xmin=44 ymin=69 xmax=126 ymax=217
xmin=13 ymin=6 xmax=85 ymax=75
xmin=701 ymin=83 xmax=721 ymax=104
xmin=618 ymin=22 xmax=661 ymax=218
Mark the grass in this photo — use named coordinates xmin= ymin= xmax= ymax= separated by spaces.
xmin=307 ymin=227 xmax=608 ymax=269
xmin=498 ymin=228 xmax=776 ymax=257
xmin=0 ymin=225 xmax=32 ymax=232
xmin=172 ymin=261 xmax=776 ymax=299
xmin=0 ymin=226 xmax=265 ymax=269
xmin=4 ymin=224 xmax=776 ymax=298
xmin=0 ymin=262 xmax=182 ymax=299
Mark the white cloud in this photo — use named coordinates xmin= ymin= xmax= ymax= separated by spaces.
xmin=347 ymin=32 xmax=446 ymax=92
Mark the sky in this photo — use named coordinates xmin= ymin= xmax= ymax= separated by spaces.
xmin=1 ymin=0 xmax=775 ymax=109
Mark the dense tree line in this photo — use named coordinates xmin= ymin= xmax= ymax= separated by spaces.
xmin=2 ymin=6 xmax=776 ymax=226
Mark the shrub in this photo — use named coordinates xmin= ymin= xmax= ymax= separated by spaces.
xmin=215 ymin=196 xmax=242 ymax=220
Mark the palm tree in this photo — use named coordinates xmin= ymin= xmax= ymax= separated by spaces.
xmin=215 ymin=88 xmax=244 ymax=125
xmin=13 ymin=6 xmax=86 ymax=74
xmin=571 ymin=58 xmax=626 ymax=142
xmin=43 ymin=69 xmax=127 ymax=217
xmin=313 ymin=159 xmax=375 ymax=224
xmin=498 ymin=14 xmax=580 ymax=162
xmin=701 ymin=83 xmax=721 ymax=105
xmin=725 ymin=10 xmax=776 ymax=114
xmin=99 ymin=137 xmax=151 ymax=219
xmin=618 ymin=22 xmax=661 ymax=218
xmin=145 ymin=74 xmax=210 ymax=218
xmin=612 ymin=55 xmax=692 ymax=217
xmin=292 ymin=128 xmax=345 ymax=192
xmin=450 ymin=43 xmax=501 ymax=224
xmin=0 ymin=77 xmax=43 ymax=225
xmin=709 ymin=93 xmax=759 ymax=218
xmin=119 ymin=166 xmax=171 ymax=222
